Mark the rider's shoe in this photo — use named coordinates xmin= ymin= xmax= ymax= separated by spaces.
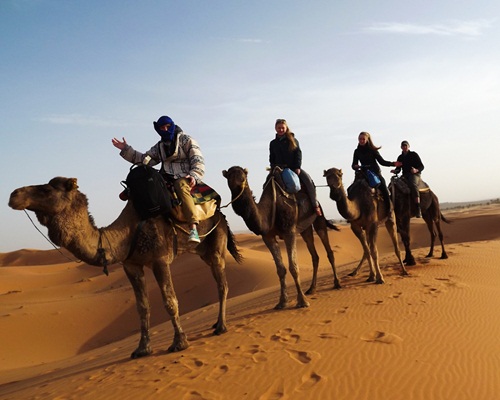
xmin=415 ymin=204 xmax=422 ymax=218
xmin=188 ymin=228 xmax=200 ymax=243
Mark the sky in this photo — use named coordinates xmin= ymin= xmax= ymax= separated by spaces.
xmin=1 ymin=0 xmax=500 ymax=252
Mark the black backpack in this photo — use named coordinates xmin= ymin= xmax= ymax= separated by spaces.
xmin=123 ymin=164 xmax=172 ymax=220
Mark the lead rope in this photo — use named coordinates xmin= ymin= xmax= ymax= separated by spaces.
xmin=23 ymin=210 xmax=82 ymax=264
xmin=219 ymin=179 xmax=247 ymax=209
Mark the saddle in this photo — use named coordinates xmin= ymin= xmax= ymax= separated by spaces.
xmin=121 ymin=165 xmax=220 ymax=222
xmin=169 ymin=182 xmax=220 ymax=222
xmin=348 ymin=170 xmax=380 ymax=200
xmin=390 ymin=175 xmax=430 ymax=194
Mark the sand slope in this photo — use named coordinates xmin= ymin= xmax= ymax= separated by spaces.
xmin=1 ymin=204 xmax=499 ymax=400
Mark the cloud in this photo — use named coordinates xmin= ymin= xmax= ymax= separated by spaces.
xmin=236 ymin=38 xmax=265 ymax=43
xmin=364 ymin=19 xmax=493 ymax=37
xmin=38 ymin=114 xmax=128 ymax=127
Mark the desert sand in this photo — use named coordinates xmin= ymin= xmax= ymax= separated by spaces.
xmin=1 ymin=204 xmax=499 ymax=400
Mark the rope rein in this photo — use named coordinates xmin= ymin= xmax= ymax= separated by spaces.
xmin=219 ymin=180 xmax=247 ymax=209
xmin=23 ymin=210 xmax=82 ymax=264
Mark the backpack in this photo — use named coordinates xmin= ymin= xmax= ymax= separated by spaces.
xmin=281 ymin=168 xmax=301 ymax=193
xmin=365 ymin=169 xmax=381 ymax=188
xmin=123 ymin=164 xmax=172 ymax=220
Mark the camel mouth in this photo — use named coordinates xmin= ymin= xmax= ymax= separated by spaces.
xmin=8 ymin=192 xmax=27 ymax=211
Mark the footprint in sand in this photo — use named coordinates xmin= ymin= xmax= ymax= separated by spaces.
xmin=296 ymin=372 xmax=324 ymax=392
xmin=270 ymin=328 xmax=301 ymax=344
xmin=206 ymin=364 xmax=229 ymax=381
xmin=360 ymin=330 xmax=403 ymax=344
xmin=285 ymin=349 xmax=317 ymax=364
xmin=435 ymin=277 xmax=468 ymax=289
xmin=318 ymin=332 xmax=347 ymax=340
xmin=239 ymin=344 xmax=268 ymax=363
xmin=364 ymin=299 xmax=385 ymax=306
xmin=421 ymin=284 xmax=444 ymax=297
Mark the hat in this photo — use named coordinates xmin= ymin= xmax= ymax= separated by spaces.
xmin=153 ymin=115 xmax=175 ymax=141
xmin=401 ymin=140 xmax=410 ymax=146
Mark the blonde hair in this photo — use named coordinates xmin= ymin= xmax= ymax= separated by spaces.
xmin=275 ymin=119 xmax=298 ymax=151
xmin=359 ymin=131 xmax=381 ymax=151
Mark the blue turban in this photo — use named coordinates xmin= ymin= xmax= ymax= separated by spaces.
xmin=153 ymin=115 xmax=176 ymax=142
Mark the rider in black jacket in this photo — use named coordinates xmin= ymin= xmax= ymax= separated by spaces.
xmin=392 ymin=140 xmax=425 ymax=217
xmin=351 ymin=132 xmax=398 ymax=216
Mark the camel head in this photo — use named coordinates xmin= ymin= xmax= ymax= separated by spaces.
xmin=9 ymin=177 xmax=92 ymax=227
xmin=323 ymin=168 xmax=343 ymax=188
xmin=323 ymin=168 xmax=344 ymax=200
xmin=222 ymin=166 xmax=248 ymax=194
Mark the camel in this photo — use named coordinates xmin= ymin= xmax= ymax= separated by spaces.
xmin=323 ymin=168 xmax=408 ymax=284
xmin=8 ymin=176 xmax=242 ymax=359
xmin=389 ymin=174 xmax=450 ymax=265
xmin=222 ymin=166 xmax=340 ymax=310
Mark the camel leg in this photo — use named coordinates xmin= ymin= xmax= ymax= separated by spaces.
xmin=384 ymin=218 xmax=408 ymax=276
xmin=283 ymin=233 xmax=310 ymax=308
xmin=313 ymin=219 xmax=341 ymax=290
xmin=350 ymin=225 xmax=379 ymax=283
xmin=398 ymin=215 xmax=415 ymax=266
xmin=262 ymin=234 xmax=289 ymax=309
xmin=434 ymin=218 xmax=448 ymax=259
xmin=123 ymin=263 xmax=154 ymax=358
xmin=367 ymin=224 xmax=385 ymax=284
xmin=300 ymin=226 xmax=320 ymax=295
xmin=422 ymin=213 xmax=437 ymax=258
xmin=348 ymin=254 xmax=366 ymax=277
xmin=201 ymin=249 xmax=229 ymax=335
xmin=151 ymin=260 xmax=189 ymax=353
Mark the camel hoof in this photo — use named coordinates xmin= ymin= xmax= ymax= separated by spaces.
xmin=404 ymin=259 xmax=416 ymax=266
xmin=213 ymin=325 xmax=228 ymax=336
xmin=333 ymin=281 xmax=342 ymax=290
xmin=296 ymin=301 xmax=310 ymax=308
xmin=375 ymin=279 xmax=385 ymax=285
xmin=274 ymin=302 xmax=287 ymax=310
xmin=305 ymin=287 xmax=316 ymax=295
xmin=167 ymin=340 xmax=189 ymax=353
xmin=440 ymin=254 xmax=449 ymax=259
xmin=347 ymin=271 xmax=358 ymax=277
xmin=130 ymin=346 xmax=152 ymax=359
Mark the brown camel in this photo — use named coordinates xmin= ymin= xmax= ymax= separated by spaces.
xmin=222 ymin=166 xmax=340 ymax=310
xmin=389 ymin=174 xmax=450 ymax=265
xmin=8 ymin=176 xmax=242 ymax=359
xmin=323 ymin=168 xmax=408 ymax=283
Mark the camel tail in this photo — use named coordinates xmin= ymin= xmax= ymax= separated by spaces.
xmin=441 ymin=212 xmax=452 ymax=224
xmin=225 ymin=218 xmax=244 ymax=264
xmin=325 ymin=218 xmax=341 ymax=231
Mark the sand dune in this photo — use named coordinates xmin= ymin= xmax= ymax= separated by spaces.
xmin=0 ymin=204 xmax=499 ymax=399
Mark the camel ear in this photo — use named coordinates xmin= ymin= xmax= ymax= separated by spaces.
xmin=244 ymin=168 xmax=248 ymax=175
xmin=222 ymin=170 xmax=227 ymax=177
xmin=323 ymin=170 xmax=327 ymax=177
xmin=67 ymin=178 xmax=78 ymax=191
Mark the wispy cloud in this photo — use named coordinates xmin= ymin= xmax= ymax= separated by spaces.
xmin=236 ymin=38 xmax=265 ymax=43
xmin=364 ymin=19 xmax=493 ymax=37
xmin=39 ymin=114 xmax=127 ymax=127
